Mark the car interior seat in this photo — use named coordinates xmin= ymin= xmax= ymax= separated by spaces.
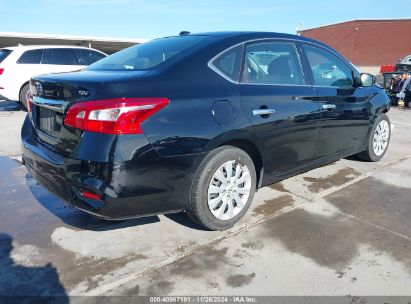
xmin=267 ymin=56 xmax=292 ymax=84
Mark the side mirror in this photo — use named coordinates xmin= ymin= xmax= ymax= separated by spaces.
xmin=360 ymin=73 xmax=375 ymax=87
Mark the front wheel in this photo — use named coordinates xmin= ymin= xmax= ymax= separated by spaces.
xmin=356 ymin=114 xmax=391 ymax=162
xmin=186 ymin=146 xmax=257 ymax=231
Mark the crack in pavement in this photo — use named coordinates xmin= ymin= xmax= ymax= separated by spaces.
xmin=335 ymin=210 xmax=411 ymax=242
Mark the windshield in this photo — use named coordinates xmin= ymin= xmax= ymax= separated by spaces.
xmin=0 ymin=49 xmax=12 ymax=64
xmin=87 ymin=36 xmax=211 ymax=71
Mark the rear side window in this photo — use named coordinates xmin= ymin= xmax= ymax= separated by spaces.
xmin=241 ymin=41 xmax=305 ymax=85
xmin=87 ymin=35 xmax=211 ymax=71
xmin=303 ymin=45 xmax=354 ymax=88
xmin=211 ymin=45 xmax=243 ymax=82
xmin=78 ymin=49 xmax=106 ymax=65
xmin=42 ymin=49 xmax=80 ymax=65
xmin=17 ymin=49 xmax=43 ymax=64
xmin=0 ymin=49 xmax=12 ymax=64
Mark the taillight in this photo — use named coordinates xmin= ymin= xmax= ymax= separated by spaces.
xmin=0 ymin=68 xmax=4 ymax=75
xmin=26 ymin=90 xmax=32 ymax=112
xmin=81 ymin=191 xmax=101 ymax=201
xmin=63 ymin=97 xmax=169 ymax=134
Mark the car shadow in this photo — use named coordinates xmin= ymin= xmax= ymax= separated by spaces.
xmin=0 ymin=100 xmax=23 ymax=112
xmin=0 ymin=233 xmax=68 ymax=301
xmin=344 ymin=154 xmax=360 ymax=161
xmin=164 ymin=212 xmax=209 ymax=231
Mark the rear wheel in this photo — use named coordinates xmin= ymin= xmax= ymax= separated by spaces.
xmin=356 ymin=114 xmax=391 ymax=162
xmin=186 ymin=146 xmax=256 ymax=230
xmin=19 ymin=84 xmax=30 ymax=110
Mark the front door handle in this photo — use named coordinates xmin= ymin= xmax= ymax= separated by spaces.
xmin=322 ymin=104 xmax=336 ymax=110
xmin=252 ymin=109 xmax=276 ymax=116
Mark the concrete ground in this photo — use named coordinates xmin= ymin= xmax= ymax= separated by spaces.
xmin=0 ymin=103 xmax=411 ymax=298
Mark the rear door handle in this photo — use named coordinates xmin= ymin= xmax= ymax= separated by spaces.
xmin=322 ymin=104 xmax=336 ymax=110
xmin=252 ymin=109 xmax=276 ymax=116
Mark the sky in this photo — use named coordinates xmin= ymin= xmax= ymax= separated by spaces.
xmin=0 ymin=0 xmax=409 ymax=39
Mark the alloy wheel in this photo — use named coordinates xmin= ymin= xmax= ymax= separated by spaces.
xmin=207 ymin=160 xmax=252 ymax=221
xmin=373 ymin=120 xmax=390 ymax=156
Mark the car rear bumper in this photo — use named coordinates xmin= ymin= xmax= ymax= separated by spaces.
xmin=21 ymin=116 xmax=205 ymax=219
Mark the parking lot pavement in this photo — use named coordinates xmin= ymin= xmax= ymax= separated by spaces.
xmin=0 ymin=109 xmax=26 ymax=157
xmin=108 ymin=158 xmax=411 ymax=296
xmin=0 ymin=108 xmax=410 ymax=296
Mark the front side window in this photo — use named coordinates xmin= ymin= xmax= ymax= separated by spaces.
xmin=17 ymin=49 xmax=43 ymax=64
xmin=78 ymin=49 xmax=106 ymax=65
xmin=211 ymin=45 xmax=243 ymax=82
xmin=87 ymin=35 xmax=211 ymax=71
xmin=303 ymin=45 xmax=354 ymax=87
xmin=42 ymin=49 xmax=79 ymax=65
xmin=241 ymin=41 xmax=304 ymax=85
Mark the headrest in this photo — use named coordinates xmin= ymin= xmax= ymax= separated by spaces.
xmin=267 ymin=56 xmax=290 ymax=76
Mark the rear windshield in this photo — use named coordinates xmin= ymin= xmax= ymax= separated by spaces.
xmin=87 ymin=36 xmax=210 ymax=71
xmin=0 ymin=49 xmax=12 ymax=64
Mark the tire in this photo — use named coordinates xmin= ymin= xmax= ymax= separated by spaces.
xmin=186 ymin=146 xmax=257 ymax=231
xmin=19 ymin=84 xmax=30 ymax=110
xmin=356 ymin=114 xmax=391 ymax=162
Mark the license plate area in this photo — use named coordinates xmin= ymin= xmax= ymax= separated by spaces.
xmin=33 ymin=105 xmax=63 ymax=138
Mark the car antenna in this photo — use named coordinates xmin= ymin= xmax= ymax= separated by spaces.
xmin=179 ymin=31 xmax=190 ymax=36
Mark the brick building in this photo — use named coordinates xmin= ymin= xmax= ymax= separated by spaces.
xmin=298 ymin=19 xmax=411 ymax=74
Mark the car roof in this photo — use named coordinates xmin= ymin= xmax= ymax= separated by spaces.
xmin=194 ymin=31 xmax=291 ymax=36
xmin=1 ymin=45 xmax=105 ymax=52
xmin=188 ymin=31 xmax=314 ymax=40
xmin=165 ymin=31 xmax=353 ymax=73
xmin=169 ymin=31 xmax=332 ymax=49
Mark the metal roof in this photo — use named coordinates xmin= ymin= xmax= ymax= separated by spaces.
xmin=0 ymin=32 xmax=149 ymax=54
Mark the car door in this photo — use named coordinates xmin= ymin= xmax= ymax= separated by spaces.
xmin=239 ymin=40 xmax=321 ymax=179
xmin=300 ymin=44 xmax=373 ymax=159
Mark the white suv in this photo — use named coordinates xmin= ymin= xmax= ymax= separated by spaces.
xmin=0 ymin=45 xmax=107 ymax=108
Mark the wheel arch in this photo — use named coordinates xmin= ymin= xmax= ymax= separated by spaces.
xmin=217 ymin=138 xmax=265 ymax=189
xmin=19 ymin=81 xmax=30 ymax=101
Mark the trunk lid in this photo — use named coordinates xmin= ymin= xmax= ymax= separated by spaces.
xmin=29 ymin=69 xmax=149 ymax=154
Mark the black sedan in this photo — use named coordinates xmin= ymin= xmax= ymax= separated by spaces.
xmin=21 ymin=32 xmax=391 ymax=230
